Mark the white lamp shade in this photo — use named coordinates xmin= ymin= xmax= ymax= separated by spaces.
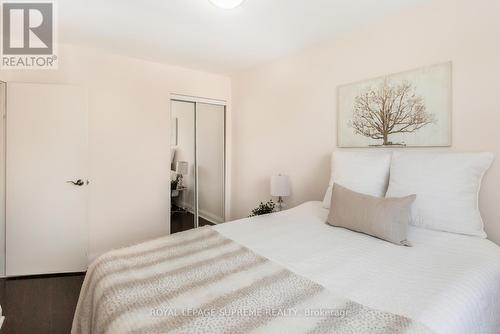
xmin=176 ymin=161 xmax=189 ymax=175
xmin=270 ymin=175 xmax=291 ymax=197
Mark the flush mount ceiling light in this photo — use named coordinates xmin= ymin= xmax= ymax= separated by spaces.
xmin=209 ymin=0 xmax=245 ymax=9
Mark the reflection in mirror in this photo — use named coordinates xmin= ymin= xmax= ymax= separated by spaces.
xmin=170 ymin=101 xmax=196 ymax=233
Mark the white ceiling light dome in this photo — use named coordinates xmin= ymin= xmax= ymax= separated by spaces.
xmin=209 ymin=0 xmax=245 ymax=9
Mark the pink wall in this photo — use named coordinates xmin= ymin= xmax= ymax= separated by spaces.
xmin=0 ymin=45 xmax=231 ymax=260
xmin=231 ymin=0 xmax=500 ymax=244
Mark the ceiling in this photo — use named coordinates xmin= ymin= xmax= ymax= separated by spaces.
xmin=59 ymin=0 xmax=430 ymax=74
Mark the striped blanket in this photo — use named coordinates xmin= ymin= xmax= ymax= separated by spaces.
xmin=72 ymin=227 xmax=433 ymax=334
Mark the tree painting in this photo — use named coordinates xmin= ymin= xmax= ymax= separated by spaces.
xmin=349 ymin=79 xmax=434 ymax=146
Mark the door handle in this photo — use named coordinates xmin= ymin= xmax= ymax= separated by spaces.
xmin=67 ymin=179 xmax=85 ymax=186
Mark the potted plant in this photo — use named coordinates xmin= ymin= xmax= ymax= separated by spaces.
xmin=249 ymin=200 xmax=276 ymax=217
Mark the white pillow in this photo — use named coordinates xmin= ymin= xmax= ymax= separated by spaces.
xmin=386 ymin=152 xmax=494 ymax=237
xmin=322 ymin=151 xmax=392 ymax=208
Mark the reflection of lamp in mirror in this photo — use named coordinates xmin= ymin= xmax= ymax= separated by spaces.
xmin=271 ymin=174 xmax=291 ymax=211
xmin=176 ymin=161 xmax=189 ymax=188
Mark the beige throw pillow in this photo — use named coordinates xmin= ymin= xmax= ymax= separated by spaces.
xmin=327 ymin=184 xmax=416 ymax=246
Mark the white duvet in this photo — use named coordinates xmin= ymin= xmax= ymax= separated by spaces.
xmin=214 ymin=201 xmax=500 ymax=334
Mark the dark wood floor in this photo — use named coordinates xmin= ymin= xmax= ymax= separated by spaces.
xmin=171 ymin=206 xmax=215 ymax=233
xmin=0 ymin=273 xmax=85 ymax=334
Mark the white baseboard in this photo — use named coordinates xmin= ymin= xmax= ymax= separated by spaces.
xmin=173 ymin=200 xmax=223 ymax=224
xmin=198 ymin=209 xmax=224 ymax=225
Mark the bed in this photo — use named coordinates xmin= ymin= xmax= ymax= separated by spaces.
xmin=215 ymin=202 xmax=500 ymax=334
xmin=72 ymin=201 xmax=500 ymax=334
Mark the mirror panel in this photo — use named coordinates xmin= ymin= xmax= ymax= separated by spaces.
xmin=197 ymin=103 xmax=225 ymax=225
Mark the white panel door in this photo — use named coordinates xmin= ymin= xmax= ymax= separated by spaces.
xmin=6 ymin=83 xmax=88 ymax=276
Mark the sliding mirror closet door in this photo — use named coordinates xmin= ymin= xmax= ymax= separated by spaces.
xmin=170 ymin=101 xmax=196 ymax=231
xmin=170 ymin=98 xmax=226 ymax=232
xmin=197 ymin=103 xmax=225 ymax=225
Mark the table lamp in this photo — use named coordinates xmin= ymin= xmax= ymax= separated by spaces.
xmin=271 ymin=174 xmax=291 ymax=211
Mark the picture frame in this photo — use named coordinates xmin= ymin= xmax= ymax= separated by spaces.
xmin=337 ymin=62 xmax=452 ymax=148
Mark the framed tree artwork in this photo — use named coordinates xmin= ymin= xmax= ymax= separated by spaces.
xmin=337 ymin=62 xmax=452 ymax=147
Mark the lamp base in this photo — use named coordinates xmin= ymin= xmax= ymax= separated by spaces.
xmin=276 ymin=196 xmax=285 ymax=211
xmin=177 ymin=174 xmax=184 ymax=189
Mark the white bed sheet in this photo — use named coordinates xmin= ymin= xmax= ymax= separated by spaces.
xmin=214 ymin=201 xmax=500 ymax=334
